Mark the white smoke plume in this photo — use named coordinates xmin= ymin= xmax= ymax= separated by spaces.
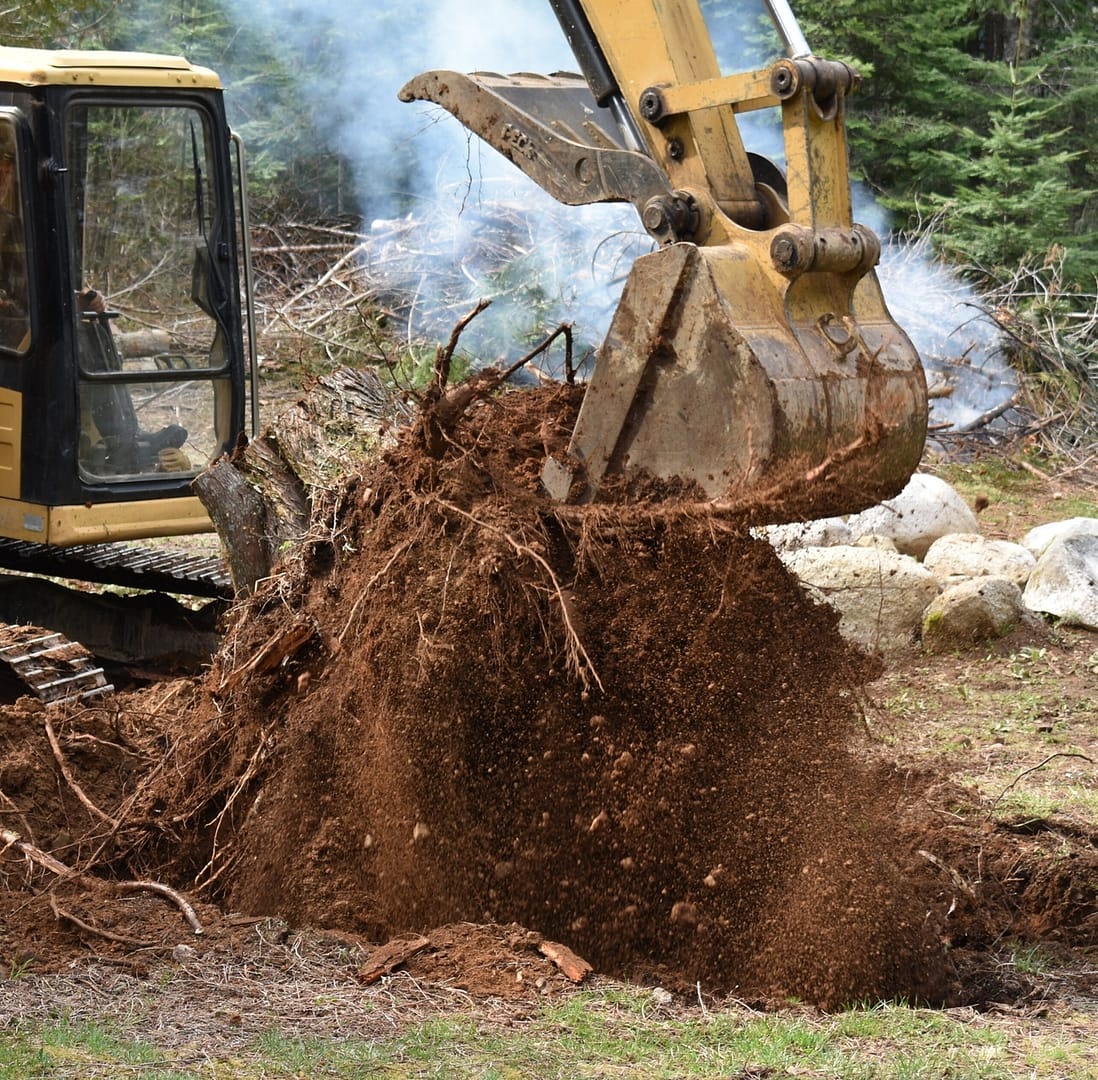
xmin=213 ymin=0 xmax=646 ymax=365
xmin=137 ymin=0 xmax=1015 ymax=421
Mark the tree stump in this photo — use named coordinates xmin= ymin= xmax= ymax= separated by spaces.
xmin=194 ymin=367 xmax=410 ymax=595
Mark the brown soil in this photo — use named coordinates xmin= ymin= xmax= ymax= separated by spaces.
xmin=2 ymin=384 xmax=1095 ymax=1016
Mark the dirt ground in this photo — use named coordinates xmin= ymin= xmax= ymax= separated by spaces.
xmin=1 ymin=384 xmax=1095 ymax=1043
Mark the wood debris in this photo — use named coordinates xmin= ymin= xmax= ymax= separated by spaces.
xmin=537 ymin=939 xmax=593 ymax=983
xmin=358 ymin=935 xmax=432 ymax=984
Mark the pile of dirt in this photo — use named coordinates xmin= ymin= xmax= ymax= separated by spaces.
xmin=92 ymin=383 xmax=953 ymax=1008
xmin=14 ymin=382 xmax=1092 ymax=1008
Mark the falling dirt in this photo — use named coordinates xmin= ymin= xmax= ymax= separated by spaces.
xmin=1 ymin=383 xmax=1095 ymax=1012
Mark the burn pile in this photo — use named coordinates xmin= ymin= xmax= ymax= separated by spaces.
xmin=131 ymin=381 xmax=954 ymax=1008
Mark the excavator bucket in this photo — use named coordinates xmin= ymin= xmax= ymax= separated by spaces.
xmin=400 ymin=0 xmax=927 ymax=521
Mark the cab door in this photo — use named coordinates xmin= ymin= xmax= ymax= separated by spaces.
xmin=65 ymin=97 xmax=242 ymax=490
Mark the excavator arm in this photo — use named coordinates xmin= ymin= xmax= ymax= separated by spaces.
xmin=400 ymin=0 xmax=927 ymax=522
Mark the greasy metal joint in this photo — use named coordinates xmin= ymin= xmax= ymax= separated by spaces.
xmin=642 ymin=191 xmax=701 ymax=242
xmin=639 ymin=86 xmax=667 ymax=124
xmin=769 ymin=223 xmax=880 ymax=277
xmin=770 ymin=58 xmax=860 ymax=117
xmin=769 ymin=60 xmax=801 ymax=100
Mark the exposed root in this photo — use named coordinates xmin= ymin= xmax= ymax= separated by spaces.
xmin=428 ymin=495 xmax=603 ymax=692
xmin=195 ymin=725 xmax=276 ymax=892
xmin=48 ymin=893 xmax=158 ymax=950
xmin=116 ymin=881 xmax=204 ymax=936
xmin=44 ymin=716 xmax=118 ymax=829
xmin=984 ymin=752 xmax=1096 ymax=823
xmin=2 ymin=827 xmax=73 ymax=879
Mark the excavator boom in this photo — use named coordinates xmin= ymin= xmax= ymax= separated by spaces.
xmin=400 ymin=0 xmax=927 ymax=521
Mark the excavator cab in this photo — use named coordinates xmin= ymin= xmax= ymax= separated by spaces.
xmin=0 ymin=49 xmax=256 ymax=550
xmin=402 ymin=0 xmax=927 ymax=521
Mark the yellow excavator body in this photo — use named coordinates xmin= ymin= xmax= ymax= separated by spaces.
xmin=401 ymin=0 xmax=927 ymax=521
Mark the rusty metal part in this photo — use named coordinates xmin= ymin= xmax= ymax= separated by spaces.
xmin=641 ymin=192 xmax=701 ymax=242
xmin=770 ymin=223 xmax=880 ymax=276
xmin=770 ymin=58 xmax=860 ymax=113
xmin=399 ymin=70 xmax=674 ymax=229
xmin=0 ymin=625 xmax=113 ymax=705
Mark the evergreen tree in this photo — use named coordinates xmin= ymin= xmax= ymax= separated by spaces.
xmin=795 ymin=0 xmax=1096 ymax=288
xmin=927 ymin=66 xmax=1093 ymax=280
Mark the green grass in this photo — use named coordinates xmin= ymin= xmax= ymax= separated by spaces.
xmin=0 ymin=1020 xmax=174 ymax=1078
xmin=931 ymin=459 xmax=1098 ymax=538
xmin=3 ymin=993 xmax=1096 ymax=1078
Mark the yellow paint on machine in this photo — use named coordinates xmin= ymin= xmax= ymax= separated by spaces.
xmin=0 ymin=388 xmax=20 ymax=501
xmin=0 ymin=46 xmax=222 ymax=89
xmin=0 ymin=494 xmax=213 ymax=546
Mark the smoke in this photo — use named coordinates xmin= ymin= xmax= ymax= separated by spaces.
xmin=125 ymin=0 xmax=1015 ymax=421
xmin=878 ymin=243 xmax=1016 ymax=432
xmin=202 ymin=0 xmax=642 ymax=362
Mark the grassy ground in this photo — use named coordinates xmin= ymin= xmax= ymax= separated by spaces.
xmin=3 ymin=982 xmax=1096 ymax=1078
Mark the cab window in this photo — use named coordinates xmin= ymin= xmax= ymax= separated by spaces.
xmin=0 ymin=116 xmax=30 ymax=354
xmin=67 ymin=102 xmax=233 ymax=482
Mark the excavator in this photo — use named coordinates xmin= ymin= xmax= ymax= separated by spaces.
xmin=401 ymin=0 xmax=927 ymax=516
xmin=0 ymin=46 xmax=256 ymax=700
xmin=0 ymin=0 xmax=926 ymax=700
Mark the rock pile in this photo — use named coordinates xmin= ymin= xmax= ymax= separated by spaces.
xmin=762 ymin=475 xmax=1098 ymax=652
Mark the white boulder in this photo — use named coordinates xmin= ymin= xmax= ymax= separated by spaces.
xmin=921 ymin=577 xmax=1028 ymax=652
xmin=780 ymin=546 xmax=940 ymax=652
xmin=923 ymin=533 xmax=1036 ymax=586
xmin=1023 ymin=535 xmax=1098 ymax=630
xmin=846 ymin=474 xmax=980 ymax=559
xmin=853 ymin=535 xmax=899 ymax=552
xmin=759 ymin=517 xmax=852 ymax=553
xmin=1021 ymin=517 xmax=1098 ymax=560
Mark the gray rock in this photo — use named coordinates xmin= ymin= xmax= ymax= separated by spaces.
xmin=921 ymin=577 xmax=1027 ymax=652
xmin=780 ymin=546 xmax=940 ymax=652
xmin=1021 ymin=517 xmax=1098 ymax=560
xmin=1023 ymin=535 xmax=1098 ymax=630
xmin=923 ymin=533 xmax=1036 ymax=586
xmin=847 ymin=474 xmax=979 ymax=559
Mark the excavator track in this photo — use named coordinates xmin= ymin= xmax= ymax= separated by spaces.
xmin=0 ymin=538 xmax=231 ymax=599
xmin=0 ymin=625 xmax=113 ymax=705
xmin=0 ymin=541 xmax=229 ymax=705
